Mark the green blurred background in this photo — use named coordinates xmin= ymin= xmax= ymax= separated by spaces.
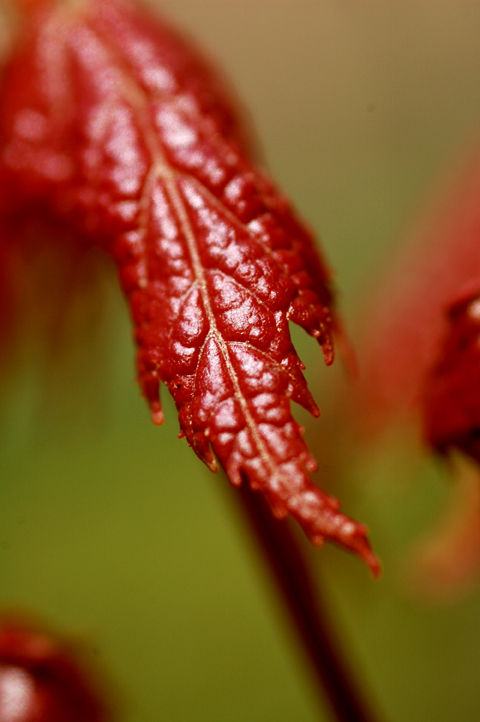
xmin=2 ymin=1 xmax=480 ymax=720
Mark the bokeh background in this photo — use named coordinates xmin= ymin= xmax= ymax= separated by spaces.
xmin=2 ymin=1 xmax=480 ymax=720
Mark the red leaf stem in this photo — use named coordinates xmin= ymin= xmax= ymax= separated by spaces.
xmin=236 ymin=478 xmax=383 ymax=722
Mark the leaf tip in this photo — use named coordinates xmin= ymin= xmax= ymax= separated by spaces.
xmin=321 ymin=341 xmax=335 ymax=367
xmin=364 ymin=547 xmax=382 ymax=578
xmin=149 ymin=403 xmax=165 ymax=426
xmin=311 ymin=406 xmax=321 ymax=420
xmin=343 ymin=529 xmax=381 ymax=577
xmin=207 ymin=457 xmax=219 ymax=473
xmin=305 ymin=457 xmax=318 ymax=474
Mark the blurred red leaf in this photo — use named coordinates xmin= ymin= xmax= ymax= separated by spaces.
xmin=422 ymin=290 xmax=480 ymax=461
xmin=0 ymin=615 xmax=112 ymax=722
xmin=0 ymin=0 xmax=378 ymax=571
xmin=350 ymin=136 xmax=480 ymax=591
xmin=354 ymin=143 xmax=480 ymax=442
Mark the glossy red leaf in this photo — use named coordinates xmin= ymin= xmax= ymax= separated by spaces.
xmin=0 ymin=0 xmax=378 ymax=571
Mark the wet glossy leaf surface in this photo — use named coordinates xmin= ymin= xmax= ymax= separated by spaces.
xmin=0 ymin=0 xmax=377 ymax=568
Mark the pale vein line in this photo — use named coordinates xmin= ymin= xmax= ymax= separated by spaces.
xmin=114 ymin=75 xmax=284 ymax=485
xmin=188 ymin=175 xmax=327 ymax=341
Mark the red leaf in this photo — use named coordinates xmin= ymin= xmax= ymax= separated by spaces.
xmin=0 ymin=615 xmax=112 ymax=722
xmin=350 ymin=140 xmax=480 ymax=591
xmin=422 ymin=289 xmax=480 ymax=462
xmin=0 ymin=0 xmax=378 ymax=572
xmin=354 ymin=144 xmax=480 ymax=440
